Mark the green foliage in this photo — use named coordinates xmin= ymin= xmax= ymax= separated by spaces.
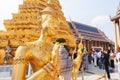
xmin=53 ymin=42 xmax=55 ymax=44
xmin=56 ymin=38 xmax=70 ymax=52
xmin=56 ymin=38 xmax=66 ymax=43
xmin=81 ymin=48 xmax=85 ymax=53
xmin=64 ymin=45 xmax=70 ymax=52
xmin=90 ymin=48 xmax=92 ymax=52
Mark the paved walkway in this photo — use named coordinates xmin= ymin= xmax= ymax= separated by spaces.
xmin=77 ymin=63 xmax=119 ymax=80
xmin=0 ymin=63 xmax=119 ymax=80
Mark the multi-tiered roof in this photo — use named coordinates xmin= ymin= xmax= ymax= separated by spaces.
xmin=68 ymin=21 xmax=113 ymax=43
xmin=0 ymin=0 xmax=49 ymax=49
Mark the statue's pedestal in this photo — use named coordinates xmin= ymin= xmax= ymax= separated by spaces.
xmin=0 ymin=65 xmax=12 ymax=80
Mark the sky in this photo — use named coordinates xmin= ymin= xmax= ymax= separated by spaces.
xmin=0 ymin=0 xmax=119 ymax=42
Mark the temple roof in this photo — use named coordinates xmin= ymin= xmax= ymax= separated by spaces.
xmin=68 ymin=21 xmax=113 ymax=44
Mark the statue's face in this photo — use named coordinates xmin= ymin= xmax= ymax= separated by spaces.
xmin=42 ymin=13 xmax=59 ymax=37
xmin=43 ymin=23 xmax=58 ymax=39
xmin=47 ymin=21 xmax=59 ymax=37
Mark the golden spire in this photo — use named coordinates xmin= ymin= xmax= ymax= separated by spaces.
xmin=47 ymin=0 xmax=61 ymax=9
xmin=47 ymin=0 xmax=55 ymax=4
xmin=41 ymin=0 xmax=58 ymax=16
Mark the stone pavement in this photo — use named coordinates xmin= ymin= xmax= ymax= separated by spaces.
xmin=0 ymin=63 xmax=119 ymax=80
xmin=77 ymin=63 xmax=119 ymax=80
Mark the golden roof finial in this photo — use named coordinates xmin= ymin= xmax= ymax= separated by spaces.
xmin=47 ymin=0 xmax=55 ymax=4
xmin=47 ymin=0 xmax=60 ymax=7
xmin=41 ymin=0 xmax=58 ymax=14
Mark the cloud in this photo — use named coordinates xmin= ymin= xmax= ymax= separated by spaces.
xmin=90 ymin=15 xmax=111 ymax=32
xmin=91 ymin=15 xmax=109 ymax=25
xmin=91 ymin=15 xmax=114 ymax=41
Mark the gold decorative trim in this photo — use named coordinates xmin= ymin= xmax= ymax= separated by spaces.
xmin=13 ymin=57 xmax=28 ymax=65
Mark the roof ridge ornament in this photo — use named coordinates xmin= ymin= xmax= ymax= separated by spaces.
xmin=116 ymin=1 xmax=120 ymax=15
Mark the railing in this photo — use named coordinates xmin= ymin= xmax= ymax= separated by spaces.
xmin=0 ymin=65 xmax=12 ymax=80
xmin=0 ymin=63 xmax=32 ymax=80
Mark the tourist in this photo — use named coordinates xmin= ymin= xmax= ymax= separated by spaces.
xmin=99 ymin=52 xmax=105 ymax=69
xmin=109 ymin=50 xmax=115 ymax=71
xmin=85 ymin=52 xmax=89 ymax=70
xmin=79 ymin=52 xmax=88 ymax=70
xmin=93 ymin=51 xmax=97 ymax=67
xmin=103 ymin=50 xmax=111 ymax=80
xmin=80 ymin=54 xmax=86 ymax=70
xmin=88 ymin=51 xmax=92 ymax=64
xmin=97 ymin=51 xmax=102 ymax=68
xmin=116 ymin=48 xmax=120 ymax=63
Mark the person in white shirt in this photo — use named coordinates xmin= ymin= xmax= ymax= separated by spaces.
xmin=97 ymin=51 xmax=102 ymax=58
xmin=97 ymin=51 xmax=102 ymax=68
xmin=93 ymin=51 xmax=97 ymax=67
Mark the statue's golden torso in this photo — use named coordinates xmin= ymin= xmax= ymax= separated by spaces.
xmin=12 ymin=41 xmax=57 ymax=80
xmin=30 ymin=44 xmax=53 ymax=72
xmin=24 ymin=42 xmax=53 ymax=72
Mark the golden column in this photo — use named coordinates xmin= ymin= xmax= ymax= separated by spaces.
xmin=110 ymin=3 xmax=120 ymax=51
xmin=113 ymin=21 xmax=118 ymax=50
xmin=118 ymin=19 xmax=120 ymax=46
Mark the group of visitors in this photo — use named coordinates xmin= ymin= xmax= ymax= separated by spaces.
xmin=79 ymin=48 xmax=120 ymax=80
xmin=97 ymin=50 xmax=116 ymax=80
xmin=92 ymin=50 xmax=115 ymax=70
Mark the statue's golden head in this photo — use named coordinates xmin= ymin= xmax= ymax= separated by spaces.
xmin=40 ymin=0 xmax=76 ymax=47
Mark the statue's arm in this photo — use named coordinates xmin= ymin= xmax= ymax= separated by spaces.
xmin=27 ymin=62 xmax=57 ymax=80
xmin=27 ymin=43 xmax=60 ymax=80
xmin=12 ymin=46 xmax=29 ymax=80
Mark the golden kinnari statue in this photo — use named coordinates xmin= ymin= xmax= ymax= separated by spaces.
xmin=72 ymin=42 xmax=85 ymax=80
xmin=11 ymin=0 xmax=79 ymax=80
